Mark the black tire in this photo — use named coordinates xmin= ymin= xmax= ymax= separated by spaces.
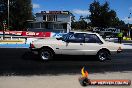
xmin=39 ymin=48 xmax=53 ymax=61
xmin=97 ymin=50 xmax=109 ymax=62
xmin=22 ymin=51 xmax=34 ymax=59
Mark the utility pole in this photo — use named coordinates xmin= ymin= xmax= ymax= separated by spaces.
xmin=128 ymin=13 xmax=131 ymax=37
xmin=8 ymin=0 xmax=10 ymax=29
xmin=3 ymin=20 xmax=7 ymax=40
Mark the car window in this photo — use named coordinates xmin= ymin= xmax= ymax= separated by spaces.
xmin=68 ymin=33 xmax=85 ymax=43
xmin=85 ymin=34 xmax=102 ymax=43
xmin=62 ymin=32 xmax=73 ymax=41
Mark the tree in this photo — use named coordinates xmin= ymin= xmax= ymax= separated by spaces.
xmin=71 ymin=15 xmax=87 ymax=30
xmin=89 ymin=1 xmax=125 ymax=28
xmin=89 ymin=1 xmax=101 ymax=27
xmin=0 ymin=0 xmax=33 ymax=30
xmin=69 ymin=11 xmax=75 ymax=22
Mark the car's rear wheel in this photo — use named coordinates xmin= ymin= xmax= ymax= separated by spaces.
xmin=97 ymin=50 xmax=109 ymax=62
xmin=39 ymin=48 xmax=53 ymax=61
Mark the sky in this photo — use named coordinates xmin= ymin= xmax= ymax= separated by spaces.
xmin=32 ymin=0 xmax=132 ymax=23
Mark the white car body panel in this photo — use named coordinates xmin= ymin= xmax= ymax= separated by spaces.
xmin=83 ymin=43 xmax=103 ymax=55
xmin=31 ymin=32 xmax=122 ymax=56
xmin=58 ymin=42 xmax=85 ymax=55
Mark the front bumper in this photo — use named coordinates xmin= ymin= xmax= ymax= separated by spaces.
xmin=110 ymin=50 xmax=122 ymax=55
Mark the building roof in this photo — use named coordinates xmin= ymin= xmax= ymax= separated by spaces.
xmin=70 ymin=31 xmax=98 ymax=35
xmin=36 ymin=11 xmax=70 ymax=15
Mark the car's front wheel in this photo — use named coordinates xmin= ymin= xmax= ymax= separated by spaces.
xmin=39 ymin=48 xmax=53 ymax=61
xmin=97 ymin=50 xmax=110 ymax=62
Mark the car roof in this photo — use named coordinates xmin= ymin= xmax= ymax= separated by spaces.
xmin=69 ymin=31 xmax=98 ymax=35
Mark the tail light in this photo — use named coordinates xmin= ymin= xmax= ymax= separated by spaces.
xmin=30 ymin=43 xmax=35 ymax=48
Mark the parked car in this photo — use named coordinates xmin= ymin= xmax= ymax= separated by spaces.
xmin=30 ymin=32 xmax=122 ymax=62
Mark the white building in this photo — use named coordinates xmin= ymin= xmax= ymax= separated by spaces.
xmin=28 ymin=11 xmax=71 ymax=33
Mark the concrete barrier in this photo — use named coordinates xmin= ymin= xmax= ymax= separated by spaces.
xmin=0 ymin=39 xmax=25 ymax=44
xmin=0 ymin=44 xmax=30 ymax=48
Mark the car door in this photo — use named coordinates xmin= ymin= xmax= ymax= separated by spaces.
xmin=60 ymin=33 xmax=85 ymax=55
xmin=84 ymin=34 xmax=103 ymax=55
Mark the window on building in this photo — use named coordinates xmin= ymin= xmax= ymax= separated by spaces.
xmin=33 ymin=23 xmax=40 ymax=28
xmin=47 ymin=15 xmax=53 ymax=21
xmin=41 ymin=23 xmax=46 ymax=28
xmin=48 ymin=23 xmax=54 ymax=29
xmin=63 ymin=23 xmax=67 ymax=29
xmin=53 ymin=15 xmax=56 ymax=21
xmin=28 ymin=23 xmax=33 ymax=28
xmin=47 ymin=15 xmax=57 ymax=21
xmin=43 ymin=15 xmax=46 ymax=21
xmin=54 ymin=24 xmax=63 ymax=29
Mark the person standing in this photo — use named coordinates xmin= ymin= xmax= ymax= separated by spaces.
xmin=118 ymin=32 xmax=123 ymax=44
xmin=130 ymin=30 xmax=132 ymax=40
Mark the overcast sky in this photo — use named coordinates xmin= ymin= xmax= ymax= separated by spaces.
xmin=32 ymin=0 xmax=132 ymax=23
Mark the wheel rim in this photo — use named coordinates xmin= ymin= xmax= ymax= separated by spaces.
xmin=99 ymin=52 xmax=107 ymax=61
xmin=41 ymin=51 xmax=50 ymax=60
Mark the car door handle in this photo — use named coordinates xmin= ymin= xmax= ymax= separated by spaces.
xmin=98 ymin=43 xmax=103 ymax=45
xmin=80 ymin=43 xmax=83 ymax=45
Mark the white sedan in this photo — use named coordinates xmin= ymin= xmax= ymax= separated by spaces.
xmin=30 ymin=32 xmax=122 ymax=62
